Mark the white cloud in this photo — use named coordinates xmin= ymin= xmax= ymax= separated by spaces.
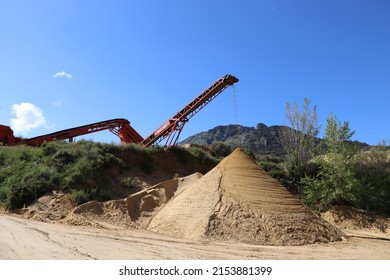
xmin=52 ymin=99 xmax=63 ymax=107
xmin=10 ymin=103 xmax=49 ymax=136
xmin=53 ymin=71 xmax=72 ymax=79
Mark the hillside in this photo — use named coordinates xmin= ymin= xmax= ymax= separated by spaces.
xmin=181 ymin=123 xmax=286 ymax=158
xmin=181 ymin=122 xmax=370 ymax=159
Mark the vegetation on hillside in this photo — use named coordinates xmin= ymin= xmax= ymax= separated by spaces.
xmin=277 ymin=99 xmax=390 ymax=215
xmin=0 ymin=141 xmax=217 ymax=210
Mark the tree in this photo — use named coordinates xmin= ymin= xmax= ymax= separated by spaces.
xmin=279 ymin=98 xmax=321 ymax=194
xmin=324 ymin=113 xmax=356 ymax=156
xmin=303 ymin=114 xmax=359 ymax=210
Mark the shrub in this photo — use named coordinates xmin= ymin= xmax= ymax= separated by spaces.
xmin=353 ymin=145 xmax=390 ymax=215
xmin=188 ymin=146 xmax=218 ymax=164
xmin=301 ymin=158 xmax=360 ymax=211
xmin=209 ymin=141 xmax=233 ymax=158
xmin=5 ymin=164 xmax=55 ymax=209
xmin=120 ymin=176 xmax=141 ymax=189
xmin=0 ymin=186 xmax=10 ymax=207
xmin=70 ymin=190 xmax=90 ymax=205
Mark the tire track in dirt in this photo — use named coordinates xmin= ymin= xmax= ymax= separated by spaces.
xmin=0 ymin=213 xmax=93 ymax=259
xmin=1 ymin=212 xmax=390 ymax=259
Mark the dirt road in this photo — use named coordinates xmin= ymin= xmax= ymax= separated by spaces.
xmin=1 ymin=213 xmax=389 ymax=260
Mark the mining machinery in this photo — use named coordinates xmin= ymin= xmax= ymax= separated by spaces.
xmin=0 ymin=74 xmax=239 ymax=147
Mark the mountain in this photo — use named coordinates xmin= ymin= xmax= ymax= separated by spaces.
xmin=181 ymin=123 xmax=371 ymax=159
xmin=181 ymin=123 xmax=287 ymax=158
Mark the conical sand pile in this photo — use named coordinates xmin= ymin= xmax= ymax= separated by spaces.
xmin=148 ymin=148 xmax=345 ymax=246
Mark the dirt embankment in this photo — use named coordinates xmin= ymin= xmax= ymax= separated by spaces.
xmin=321 ymin=205 xmax=390 ymax=239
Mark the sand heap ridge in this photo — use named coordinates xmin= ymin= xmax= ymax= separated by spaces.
xmin=64 ymin=173 xmax=203 ymax=229
xmin=148 ymin=148 xmax=345 ymax=246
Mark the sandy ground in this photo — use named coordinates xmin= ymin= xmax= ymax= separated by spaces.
xmin=1 ymin=212 xmax=389 ymax=260
xmin=1 ymin=149 xmax=389 ymax=260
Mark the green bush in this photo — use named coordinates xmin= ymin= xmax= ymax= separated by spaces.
xmin=70 ymin=190 xmax=90 ymax=205
xmin=120 ymin=176 xmax=140 ymax=189
xmin=5 ymin=163 xmax=55 ymax=209
xmin=0 ymin=186 xmax=10 ymax=207
xmin=352 ymin=146 xmax=390 ymax=215
xmin=301 ymin=158 xmax=360 ymax=211
xmin=209 ymin=141 xmax=233 ymax=158
xmin=188 ymin=146 xmax=218 ymax=164
xmin=42 ymin=141 xmax=62 ymax=156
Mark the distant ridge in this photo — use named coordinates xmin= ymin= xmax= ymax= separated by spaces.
xmin=181 ymin=122 xmax=369 ymax=158
xmin=181 ymin=123 xmax=287 ymax=157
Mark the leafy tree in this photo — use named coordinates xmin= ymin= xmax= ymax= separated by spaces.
xmin=303 ymin=114 xmax=359 ymax=210
xmin=324 ymin=113 xmax=356 ymax=155
xmin=279 ymin=98 xmax=321 ymax=194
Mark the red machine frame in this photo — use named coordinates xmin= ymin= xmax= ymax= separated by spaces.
xmin=18 ymin=118 xmax=143 ymax=147
xmin=0 ymin=74 xmax=238 ymax=147
xmin=140 ymin=74 xmax=239 ymax=147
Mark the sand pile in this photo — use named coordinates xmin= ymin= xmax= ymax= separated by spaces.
xmin=148 ymin=148 xmax=345 ymax=246
xmin=64 ymin=173 xmax=203 ymax=229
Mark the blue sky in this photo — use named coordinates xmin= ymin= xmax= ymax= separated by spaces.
xmin=1 ymin=0 xmax=389 ymax=145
